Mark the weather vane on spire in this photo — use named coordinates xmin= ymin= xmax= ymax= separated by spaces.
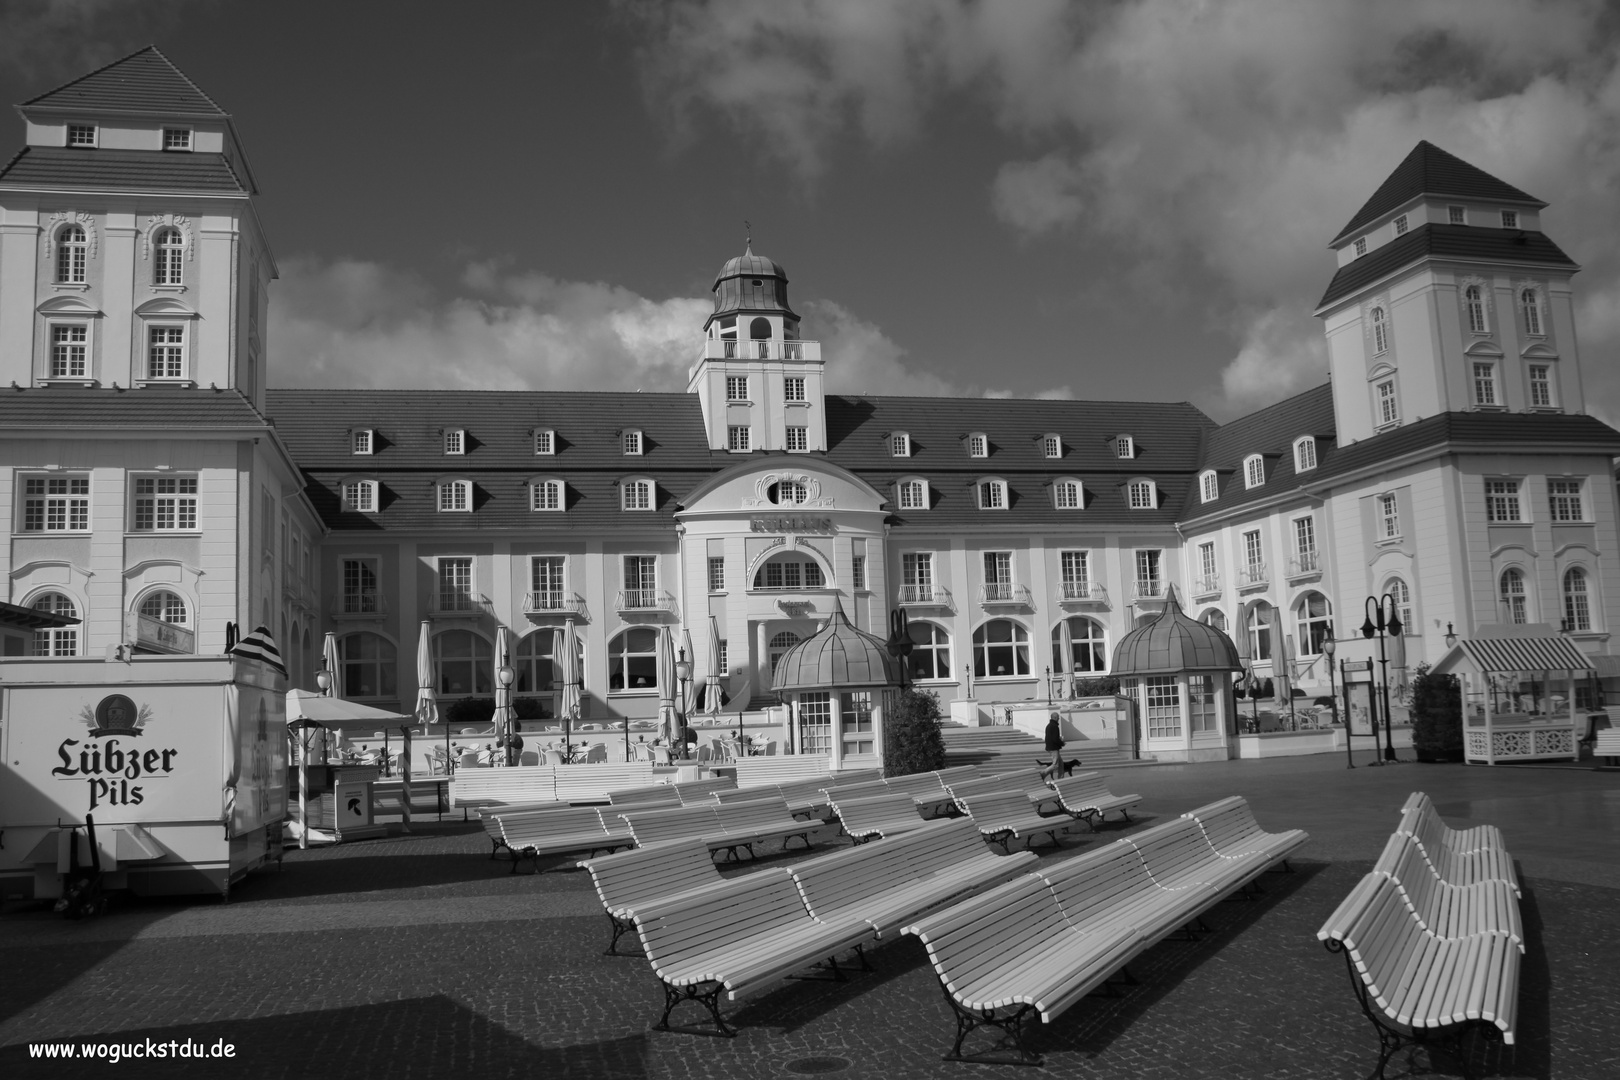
xmin=744 ymin=219 xmax=752 ymax=252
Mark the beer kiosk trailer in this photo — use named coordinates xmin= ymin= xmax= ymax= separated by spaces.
xmin=0 ymin=651 xmax=287 ymax=901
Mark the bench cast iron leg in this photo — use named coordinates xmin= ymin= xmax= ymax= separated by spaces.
xmin=655 ymin=979 xmax=736 ymax=1038
xmin=939 ymin=980 xmax=1042 ymax=1067
xmin=605 ymin=912 xmax=642 ymax=956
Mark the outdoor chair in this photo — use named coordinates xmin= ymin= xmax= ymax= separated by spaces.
xmin=458 ymin=751 xmax=482 ymax=769
xmin=585 ymin=743 xmax=608 ymax=764
xmin=519 ymin=751 xmax=540 ymax=766
xmin=545 ymin=749 xmax=566 ymax=766
xmin=764 ymin=740 xmax=777 ymax=756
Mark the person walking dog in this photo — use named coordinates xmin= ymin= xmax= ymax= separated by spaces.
xmin=1038 ymin=713 xmax=1078 ymax=781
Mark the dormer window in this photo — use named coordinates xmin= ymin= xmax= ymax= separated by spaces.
xmin=1394 ymin=214 xmax=1409 ymax=236
xmin=1115 ymin=435 xmax=1134 ymax=459
xmin=342 ymin=480 xmax=378 ymax=513
xmin=534 ymin=428 xmax=555 ymax=455
xmin=162 ymin=128 xmax=192 ymax=151
xmin=531 ymin=479 xmax=564 ymax=512
xmin=1500 ymin=210 xmax=1518 ymax=229
xmin=1294 ymin=436 xmax=1317 ymax=473
xmin=623 ymin=430 xmax=643 ymax=456
xmin=1199 ymin=470 xmax=1218 ymax=503
xmin=443 ymin=429 xmax=465 ymax=455
xmin=967 ymin=433 xmax=987 ymax=458
xmin=1042 ymin=434 xmax=1062 ymax=459
xmin=352 ymin=429 xmax=373 ymax=455
xmin=890 ymin=432 xmax=911 ymax=458
xmin=67 ymin=124 xmax=96 ymax=147
xmin=621 ymin=478 xmax=654 ymax=510
xmin=897 ymin=478 xmax=928 ymax=510
xmin=1127 ymin=480 xmax=1156 ymax=509
xmin=1054 ymin=479 xmax=1083 ymax=509
xmin=1448 ymin=205 xmax=1466 ymax=225
xmin=1244 ymin=454 xmax=1265 ymax=489
xmin=438 ymin=479 xmax=472 ymax=512
xmin=978 ymin=479 xmax=1008 ymax=510
xmin=1354 ymin=237 xmax=1367 ymax=257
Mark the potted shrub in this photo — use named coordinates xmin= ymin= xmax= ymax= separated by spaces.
xmin=1409 ymin=662 xmax=1465 ymax=763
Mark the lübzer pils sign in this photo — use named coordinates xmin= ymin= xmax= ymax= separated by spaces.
xmin=50 ymin=694 xmax=180 ymax=811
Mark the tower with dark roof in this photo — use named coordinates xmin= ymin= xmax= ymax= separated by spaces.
xmin=1315 ymin=141 xmax=1581 ymax=446
xmin=689 ymin=241 xmax=828 ymax=454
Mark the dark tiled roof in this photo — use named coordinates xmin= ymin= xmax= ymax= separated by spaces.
xmin=0 ymin=146 xmax=247 ymax=194
xmin=0 ymin=386 xmax=268 ymax=427
xmin=18 ymin=46 xmax=226 ymax=118
xmin=1331 ymin=141 xmax=1544 ymax=245
xmin=1316 ymin=223 xmax=1576 ymax=309
xmin=1183 ymin=384 xmax=1336 ymax=516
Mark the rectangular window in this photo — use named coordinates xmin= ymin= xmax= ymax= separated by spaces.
xmin=1548 ymin=479 xmax=1584 ymax=522
xmin=534 ymin=429 xmax=554 ymax=455
xmin=1379 ymin=493 xmax=1400 ymax=539
xmin=852 ymin=555 xmax=866 ymax=590
xmin=443 ymin=430 xmax=464 ymax=455
xmin=342 ymin=559 xmax=380 ymax=613
xmin=438 ymin=557 xmax=474 ymax=611
xmin=1198 ymin=542 xmax=1216 ymax=581
xmin=727 ymin=425 xmax=751 ymax=451
xmin=1043 ymin=435 xmax=1061 ymax=459
xmin=1472 ymin=362 xmax=1498 ymax=406
xmin=902 ymin=552 xmax=933 ymax=594
xmin=1242 ymin=529 xmax=1263 ymax=570
xmin=1528 ymin=364 xmax=1553 ymax=408
xmin=840 ymin=690 xmax=875 ymax=756
xmin=1354 ymin=237 xmax=1367 ymax=257
xmin=968 ymin=434 xmax=987 ymax=458
xmin=1136 ymin=549 xmax=1161 ymax=594
xmin=1485 ymin=479 xmax=1522 ymax=523
xmin=783 ymin=376 xmax=805 ymax=402
xmin=352 ymin=429 xmax=373 ymax=455
xmin=785 ymin=426 xmax=808 ymax=452
xmin=1500 ymin=210 xmax=1518 ymax=228
xmin=133 ymin=476 xmax=198 ymax=531
xmin=799 ymin=691 xmax=832 ymax=756
xmin=162 ymin=128 xmax=192 ymax=151
xmin=342 ymin=480 xmax=376 ymax=513
xmin=1145 ymin=676 xmax=1181 ymax=739
xmin=531 ymin=479 xmax=562 ymax=511
xmin=51 ymin=324 xmax=87 ymax=378
xmin=22 ymin=476 xmax=90 ymax=532
xmin=708 ymin=556 xmax=725 ymax=593
xmin=1394 ymin=214 xmax=1408 ymax=235
xmin=983 ymin=551 xmax=1012 ymax=600
xmin=531 ymin=556 xmax=566 ymax=608
xmin=718 ymin=639 xmax=729 ymax=673
xmin=1448 ymin=205 xmax=1466 ymax=225
xmin=1293 ymin=516 xmax=1315 ymax=558
xmin=623 ymin=430 xmax=643 ymax=455
xmin=147 ymin=325 xmax=185 ymax=379
xmin=1188 ymin=674 xmax=1219 ymax=734
xmin=623 ymin=555 xmax=657 ymax=606
xmin=726 ymin=376 xmax=748 ymax=401
xmin=1060 ymin=551 xmax=1089 ymax=595
xmin=890 ymin=433 xmax=910 ymax=457
xmin=1376 ymin=379 xmax=1399 ymax=426
xmin=67 ymin=124 xmax=96 ymax=147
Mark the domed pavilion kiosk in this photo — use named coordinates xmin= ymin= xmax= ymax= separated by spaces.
xmin=772 ymin=603 xmax=902 ymax=773
xmin=1111 ymin=587 xmax=1244 ymax=762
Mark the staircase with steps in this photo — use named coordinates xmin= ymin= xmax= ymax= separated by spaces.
xmin=939 ymin=724 xmax=1147 ymax=771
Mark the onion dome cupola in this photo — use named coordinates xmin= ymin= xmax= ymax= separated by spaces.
xmin=1110 ymin=586 xmax=1243 ymax=677
xmin=772 ymin=601 xmax=901 ymax=692
xmin=705 ymin=241 xmax=800 ymax=340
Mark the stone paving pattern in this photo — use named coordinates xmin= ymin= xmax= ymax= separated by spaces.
xmin=3 ymin=753 xmax=1618 ymax=1079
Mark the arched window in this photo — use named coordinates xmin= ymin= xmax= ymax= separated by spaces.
xmin=1199 ymin=608 xmax=1227 ymax=633
xmin=766 ymin=479 xmax=807 ymax=505
xmin=1199 ymin=470 xmax=1218 ymax=503
xmin=1464 ymin=285 xmax=1488 ymax=333
xmin=753 ymin=553 xmax=826 ymax=590
xmin=57 ymin=224 xmax=87 ymax=283
xmin=890 ymin=432 xmax=911 ymax=458
xmin=897 ymin=478 xmax=928 ymax=510
xmin=139 ymin=590 xmax=189 ymax=626
xmin=153 ymin=227 xmax=184 ymax=286
xmin=1294 ymin=436 xmax=1317 ymax=473
xmin=1051 ymin=616 xmax=1107 ymax=674
xmin=1383 ymin=577 xmax=1412 ymax=632
xmin=1127 ymin=479 xmax=1155 ymax=509
xmin=1246 ymin=603 xmax=1273 ymax=661
xmin=966 ymin=433 xmax=988 ymax=458
xmin=977 ymin=479 xmax=1007 ymax=510
xmin=433 ymin=629 xmax=492 ymax=696
xmin=607 ymin=627 xmax=658 ymax=691
xmin=749 ymin=316 xmax=771 ymax=340
xmin=514 ymin=628 xmax=583 ymax=697
xmin=339 ymin=632 xmax=397 ymax=699
xmin=1053 ymin=478 xmax=1083 ymax=509
xmin=1499 ymin=568 xmax=1527 ymax=624
xmin=906 ymin=622 xmax=951 ymax=680
xmin=31 ymin=592 xmax=77 ymax=656
xmin=621 ymin=478 xmax=654 ymax=510
xmin=973 ymin=619 xmax=1030 ymax=678
xmin=1564 ymin=568 xmax=1591 ymax=631
xmin=768 ymin=631 xmax=801 ymax=677
xmin=1244 ymin=454 xmax=1265 ymax=488
xmin=438 ymin=479 xmax=472 ymax=512
xmin=1520 ymin=288 xmax=1542 ymax=336
xmin=1371 ymin=306 xmax=1388 ymax=354
xmin=1294 ymin=592 xmax=1332 ymax=655
xmin=530 ymin=478 xmax=564 ymax=512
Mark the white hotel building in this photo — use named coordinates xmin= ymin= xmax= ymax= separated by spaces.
xmin=1 ymin=49 xmax=1616 ymax=767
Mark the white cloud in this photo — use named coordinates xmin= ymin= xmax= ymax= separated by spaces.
xmin=991 ymin=154 xmax=1086 ymax=235
xmin=0 ymin=1 xmax=181 ymax=84
xmin=1219 ymin=308 xmax=1330 ymax=417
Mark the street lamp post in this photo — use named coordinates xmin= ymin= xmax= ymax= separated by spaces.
xmin=675 ymin=648 xmax=693 ymax=761
xmin=886 ymin=609 xmax=913 ymax=689
xmin=1362 ymin=595 xmax=1403 ymax=763
xmin=497 ymin=662 xmax=516 ymax=766
xmin=1323 ymin=629 xmax=1347 ymax=769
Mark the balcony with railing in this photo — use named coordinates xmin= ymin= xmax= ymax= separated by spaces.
xmin=1134 ymin=579 xmax=1165 ymax=601
xmin=523 ymin=590 xmax=587 ymax=617
xmin=430 ymin=591 xmax=494 ymax=619
xmin=1237 ymin=562 xmax=1269 ymax=590
xmin=330 ymin=590 xmax=389 ymax=622
xmin=898 ymin=584 xmax=953 ymax=608
xmin=1056 ymin=580 xmax=1109 ymax=606
xmin=701 ymin=339 xmax=821 ymax=363
xmin=978 ymin=582 xmax=1033 ymax=608
xmin=1287 ymin=550 xmax=1322 ymax=581
xmin=1190 ymin=574 xmax=1221 ymax=599
xmin=617 ymin=589 xmax=679 ymax=615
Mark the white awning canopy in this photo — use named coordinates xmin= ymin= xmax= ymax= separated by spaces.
xmin=286 ymin=689 xmax=411 ymax=728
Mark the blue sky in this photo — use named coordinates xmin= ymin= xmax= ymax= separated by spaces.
xmin=4 ymin=0 xmax=1619 ymax=423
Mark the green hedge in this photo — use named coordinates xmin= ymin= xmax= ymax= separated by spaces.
xmin=884 ymin=688 xmax=947 ymax=777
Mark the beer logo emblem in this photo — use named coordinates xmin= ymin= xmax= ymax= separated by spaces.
xmin=80 ymin=694 xmax=152 ymax=737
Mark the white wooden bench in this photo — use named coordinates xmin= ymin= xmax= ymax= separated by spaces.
xmin=1318 ymin=871 xmax=1520 ymax=1074
xmin=1396 ymin=803 xmax=1521 ymax=897
xmin=451 ymin=766 xmax=557 ymax=814
xmin=956 ymin=790 xmax=1074 ymax=852
xmin=945 ymin=769 xmax=1059 ymax=814
xmin=553 ymin=762 xmax=656 ymax=803
xmin=617 ymin=805 xmax=744 ymax=859
xmin=1401 ymin=791 xmax=1506 ymax=855
xmin=1372 ymin=831 xmax=1524 ymax=949
xmin=490 ymin=806 xmax=633 ymax=873
xmin=634 ymin=868 xmax=877 ymax=1037
xmin=675 ymin=776 xmax=737 ymax=804
xmin=710 ymin=795 xmax=822 ymax=853
xmin=828 ymin=793 xmax=927 ymax=843
xmin=577 ymin=839 xmax=723 ymax=955
xmin=729 ymin=756 xmax=832 ymax=788
xmin=789 ymin=818 xmax=1037 ymax=938
xmin=1594 ymin=727 xmax=1620 ymax=763
xmin=1050 ymin=771 xmax=1141 ymax=828
xmin=1181 ymin=795 xmax=1307 ymax=873
xmin=605 ymin=785 xmax=682 ymax=809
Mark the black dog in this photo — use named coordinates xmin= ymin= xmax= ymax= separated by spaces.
xmin=1036 ymin=757 xmax=1083 ymax=778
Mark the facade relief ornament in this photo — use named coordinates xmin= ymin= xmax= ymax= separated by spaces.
xmin=41 ymin=210 xmax=99 ymax=259
xmin=744 ymin=472 xmax=832 ymax=509
xmin=140 ymin=213 xmax=194 ymax=261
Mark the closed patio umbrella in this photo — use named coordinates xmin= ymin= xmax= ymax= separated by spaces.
xmin=657 ymin=624 xmax=677 ymax=750
xmin=414 ymin=621 xmax=442 ymax=774
xmin=706 ymin=616 xmax=724 ymax=719
xmin=558 ymin=619 xmax=580 ymax=758
xmin=493 ymin=625 xmax=514 ymax=767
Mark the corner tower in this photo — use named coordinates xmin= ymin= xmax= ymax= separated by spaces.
xmin=1314 ymin=141 xmax=1583 ymax=446
xmin=689 ymin=243 xmax=826 ymax=454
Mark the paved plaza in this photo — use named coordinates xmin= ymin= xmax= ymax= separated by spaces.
xmin=2 ymin=754 xmax=1617 ymax=1079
